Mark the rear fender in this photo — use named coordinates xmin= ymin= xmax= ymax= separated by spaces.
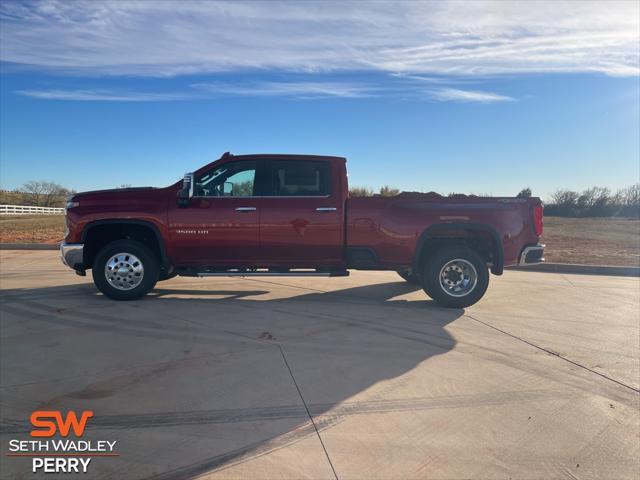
xmin=412 ymin=223 xmax=504 ymax=275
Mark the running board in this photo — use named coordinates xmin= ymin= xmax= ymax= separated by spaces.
xmin=177 ymin=269 xmax=349 ymax=278
xmin=198 ymin=272 xmax=339 ymax=277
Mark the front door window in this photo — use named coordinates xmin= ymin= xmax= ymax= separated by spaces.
xmin=195 ymin=161 xmax=256 ymax=197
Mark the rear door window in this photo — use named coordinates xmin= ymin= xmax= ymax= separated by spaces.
xmin=269 ymin=160 xmax=331 ymax=197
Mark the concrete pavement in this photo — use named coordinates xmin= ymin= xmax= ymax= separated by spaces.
xmin=0 ymin=250 xmax=638 ymax=479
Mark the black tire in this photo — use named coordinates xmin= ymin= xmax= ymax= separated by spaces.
xmin=92 ymin=240 xmax=159 ymax=300
xmin=421 ymin=274 xmax=437 ymax=299
xmin=159 ymin=270 xmax=178 ymax=281
xmin=421 ymin=246 xmax=489 ymax=308
xmin=396 ymin=270 xmax=420 ymax=285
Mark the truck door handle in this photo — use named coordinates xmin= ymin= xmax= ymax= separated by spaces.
xmin=235 ymin=207 xmax=257 ymax=212
xmin=316 ymin=207 xmax=337 ymax=212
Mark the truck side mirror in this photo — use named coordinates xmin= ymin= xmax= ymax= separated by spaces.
xmin=177 ymin=172 xmax=194 ymax=207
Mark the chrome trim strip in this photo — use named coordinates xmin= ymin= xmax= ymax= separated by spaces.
xmin=316 ymin=207 xmax=337 ymax=211
xmin=519 ymin=244 xmax=545 ymax=265
xmin=235 ymin=207 xmax=257 ymax=211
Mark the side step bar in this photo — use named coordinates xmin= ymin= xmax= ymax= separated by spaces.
xmin=176 ymin=268 xmax=350 ymax=278
xmin=198 ymin=272 xmax=342 ymax=277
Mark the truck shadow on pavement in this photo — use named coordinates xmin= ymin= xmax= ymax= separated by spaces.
xmin=0 ymin=279 xmax=462 ymax=480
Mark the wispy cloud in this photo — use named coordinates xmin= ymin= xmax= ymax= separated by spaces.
xmin=15 ymin=89 xmax=194 ymax=102
xmin=390 ymin=73 xmax=467 ymax=85
xmin=15 ymin=81 xmax=379 ymax=102
xmin=16 ymin=81 xmax=514 ymax=103
xmin=191 ymin=81 xmax=378 ymax=99
xmin=429 ymin=87 xmax=515 ymax=103
xmin=1 ymin=1 xmax=638 ymax=78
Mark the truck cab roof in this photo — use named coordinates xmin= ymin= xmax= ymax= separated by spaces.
xmin=219 ymin=152 xmax=346 ymax=162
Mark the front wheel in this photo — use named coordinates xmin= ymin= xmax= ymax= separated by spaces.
xmin=422 ymin=246 xmax=489 ymax=308
xmin=92 ymin=240 xmax=159 ymax=300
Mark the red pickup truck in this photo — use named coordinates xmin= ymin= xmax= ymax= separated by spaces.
xmin=61 ymin=152 xmax=544 ymax=308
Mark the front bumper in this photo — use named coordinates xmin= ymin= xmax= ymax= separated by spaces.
xmin=60 ymin=243 xmax=84 ymax=271
xmin=518 ymin=244 xmax=545 ymax=265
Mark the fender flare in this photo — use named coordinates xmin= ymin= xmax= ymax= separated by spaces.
xmin=412 ymin=223 xmax=504 ymax=275
xmin=81 ymin=219 xmax=170 ymax=270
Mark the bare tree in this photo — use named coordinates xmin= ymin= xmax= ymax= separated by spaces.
xmin=349 ymin=186 xmax=374 ymax=197
xmin=551 ymin=189 xmax=579 ymax=207
xmin=616 ymin=183 xmax=640 ymax=206
xmin=20 ymin=181 xmax=69 ymax=207
xmin=577 ymin=186 xmax=610 ymax=208
xmin=379 ymin=185 xmax=400 ymax=197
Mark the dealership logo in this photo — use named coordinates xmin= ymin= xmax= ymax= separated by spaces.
xmin=30 ymin=410 xmax=94 ymax=437
xmin=6 ymin=410 xmax=118 ymax=474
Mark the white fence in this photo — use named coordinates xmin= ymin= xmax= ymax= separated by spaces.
xmin=0 ymin=204 xmax=65 ymax=215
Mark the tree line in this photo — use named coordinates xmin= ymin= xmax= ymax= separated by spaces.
xmin=545 ymin=184 xmax=639 ymax=218
xmin=2 ymin=180 xmax=638 ymax=218
xmin=0 ymin=181 xmax=73 ymax=208
xmin=349 ymin=183 xmax=640 ymax=218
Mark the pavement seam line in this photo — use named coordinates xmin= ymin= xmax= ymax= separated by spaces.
xmin=278 ymin=345 xmax=339 ymax=480
xmin=465 ymin=314 xmax=640 ymax=394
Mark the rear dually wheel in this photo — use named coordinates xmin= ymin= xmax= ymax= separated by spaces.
xmin=422 ymin=246 xmax=489 ymax=308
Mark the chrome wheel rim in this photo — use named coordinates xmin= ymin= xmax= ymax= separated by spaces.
xmin=104 ymin=252 xmax=144 ymax=291
xmin=438 ymin=259 xmax=477 ymax=297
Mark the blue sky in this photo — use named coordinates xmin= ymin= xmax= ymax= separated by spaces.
xmin=1 ymin=1 xmax=639 ymax=200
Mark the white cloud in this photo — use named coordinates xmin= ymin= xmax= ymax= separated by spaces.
xmin=16 ymin=82 xmax=514 ymax=103
xmin=15 ymin=89 xmax=194 ymax=101
xmin=429 ymin=87 xmax=515 ymax=103
xmin=1 ymin=0 xmax=638 ymax=77
xmin=190 ymin=81 xmax=377 ymax=98
xmin=15 ymin=81 xmax=378 ymax=101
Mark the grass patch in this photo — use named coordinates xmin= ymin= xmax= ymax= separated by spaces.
xmin=0 ymin=215 xmax=65 ymax=243
xmin=541 ymin=217 xmax=640 ymax=266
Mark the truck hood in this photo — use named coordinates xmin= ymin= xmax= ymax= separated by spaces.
xmin=70 ymin=186 xmax=171 ymax=208
xmin=72 ymin=187 xmax=156 ymax=198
